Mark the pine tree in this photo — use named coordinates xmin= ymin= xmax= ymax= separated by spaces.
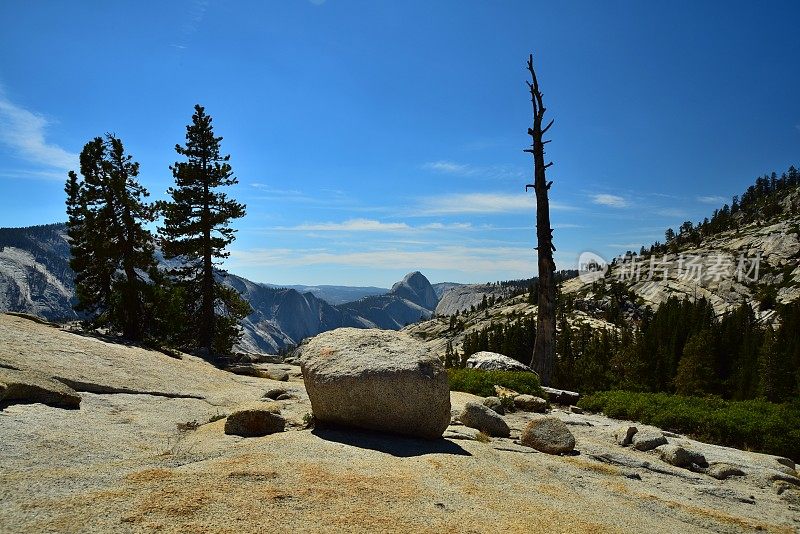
xmin=65 ymin=135 xmax=156 ymax=340
xmin=159 ymin=105 xmax=249 ymax=355
xmin=758 ymin=326 xmax=793 ymax=402
xmin=674 ymin=329 xmax=715 ymax=396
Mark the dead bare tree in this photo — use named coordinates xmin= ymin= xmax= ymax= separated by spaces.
xmin=524 ymin=53 xmax=556 ymax=386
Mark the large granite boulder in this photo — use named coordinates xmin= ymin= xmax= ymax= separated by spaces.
xmin=466 ymin=351 xmax=533 ymax=372
xmin=299 ymin=328 xmax=451 ymax=439
xmin=0 ymin=367 xmax=81 ymax=409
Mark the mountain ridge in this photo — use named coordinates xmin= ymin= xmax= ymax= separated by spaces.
xmin=0 ymin=223 xmax=442 ymax=352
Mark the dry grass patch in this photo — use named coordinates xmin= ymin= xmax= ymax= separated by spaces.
xmin=563 ymin=456 xmax=623 ymax=477
xmin=125 ymin=468 xmax=174 ymax=482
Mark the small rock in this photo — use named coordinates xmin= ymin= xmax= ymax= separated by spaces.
xmin=768 ymin=471 xmax=800 ymax=487
xmin=483 ymin=396 xmax=505 ymax=415
xmin=263 ymin=387 xmax=288 ymax=400
xmin=774 ymin=481 xmax=794 ymax=495
xmin=443 ymin=427 xmax=481 ymax=441
xmin=520 ymin=417 xmax=576 ymax=455
xmin=268 ymin=370 xmax=289 ymax=382
xmin=224 ymin=408 xmax=285 ymax=437
xmin=226 ymin=365 xmax=269 ymax=378
xmin=774 ymin=456 xmax=796 ymax=470
xmin=459 ymin=402 xmax=510 ymax=437
xmin=631 ymin=429 xmax=667 ymax=451
xmin=707 ymin=462 xmax=746 ymax=480
xmin=613 ymin=426 xmax=638 ymax=447
xmin=569 ymin=406 xmax=583 ymax=414
xmin=657 ymin=444 xmax=707 ymax=469
xmin=514 ymin=394 xmax=547 ymax=413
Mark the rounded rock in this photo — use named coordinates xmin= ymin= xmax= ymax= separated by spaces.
xmin=631 ymin=430 xmax=667 ymax=451
xmin=514 ymin=394 xmax=547 ymax=413
xmin=224 ymin=409 xmax=285 ymax=437
xmin=460 ymin=401 xmax=511 ymax=437
xmin=520 ymin=417 xmax=576 ymax=455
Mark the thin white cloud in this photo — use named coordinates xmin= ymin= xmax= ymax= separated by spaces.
xmin=423 ymin=160 xmax=472 ymax=174
xmin=0 ymin=169 xmax=68 ymax=181
xmin=419 ymin=222 xmax=473 ymax=230
xmin=171 ymin=0 xmax=209 ymax=50
xmin=294 ymin=219 xmax=410 ymax=232
xmin=422 ymin=160 xmax=524 ymax=181
xmin=591 ymin=194 xmax=628 ymax=208
xmin=414 ymin=192 xmax=577 ymax=215
xmin=696 ymin=195 xmax=726 ymax=204
xmin=656 ymin=207 xmax=690 ymax=218
xmin=229 ymin=245 xmax=536 ymax=274
xmin=271 ymin=219 xmax=474 ymax=233
xmin=0 ymin=91 xmax=77 ymax=171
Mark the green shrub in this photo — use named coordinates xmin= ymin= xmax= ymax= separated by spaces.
xmin=447 ymin=368 xmax=541 ymax=398
xmin=578 ymin=390 xmax=800 ymax=460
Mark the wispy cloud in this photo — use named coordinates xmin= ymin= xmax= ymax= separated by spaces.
xmin=423 ymin=160 xmax=472 ymax=174
xmin=294 ymin=219 xmax=410 ymax=232
xmin=0 ymin=169 xmax=69 ymax=181
xmin=414 ymin=192 xmax=577 ymax=215
xmin=656 ymin=207 xmax=690 ymax=218
xmin=591 ymin=193 xmax=628 ymax=208
xmin=230 ymin=245 xmax=535 ymax=274
xmin=422 ymin=160 xmax=524 ymax=181
xmin=271 ymin=218 xmax=474 ymax=233
xmin=171 ymin=0 xmax=209 ymax=50
xmin=0 ymin=91 xmax=77 ymax=172
xmin=248 ymin=183 xmax=359 ymax=207
xmin=696 ymin=195 xmax=726 ymax=204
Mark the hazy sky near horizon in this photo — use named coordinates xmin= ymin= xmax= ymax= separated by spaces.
xmin=1 ymin=0 xmax=799 ymax=287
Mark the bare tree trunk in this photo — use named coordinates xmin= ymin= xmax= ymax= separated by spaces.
xmin=525 ymin=54 xmax=556 ymax=386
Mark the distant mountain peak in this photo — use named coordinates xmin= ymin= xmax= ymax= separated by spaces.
xmin=390 ymin=271 xmax=438 ymax=310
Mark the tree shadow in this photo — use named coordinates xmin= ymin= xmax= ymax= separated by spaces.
xmin=311 ymin=426 xmax=472 ymax=458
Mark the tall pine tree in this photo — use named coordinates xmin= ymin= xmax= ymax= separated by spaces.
xmin=159 ymin=105 xmax=249 ymax=356
xmin=65 ymin=135 xmax=156 ymax=340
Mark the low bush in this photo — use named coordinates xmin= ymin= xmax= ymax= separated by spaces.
xmin=578 ymin=390 xmax=800 ymax=460
xmin=447 ymin=368 xmax=541 ymax=398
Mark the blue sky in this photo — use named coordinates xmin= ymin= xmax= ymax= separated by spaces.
xmin=1 ymin=1 xmax=798 ymax=287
